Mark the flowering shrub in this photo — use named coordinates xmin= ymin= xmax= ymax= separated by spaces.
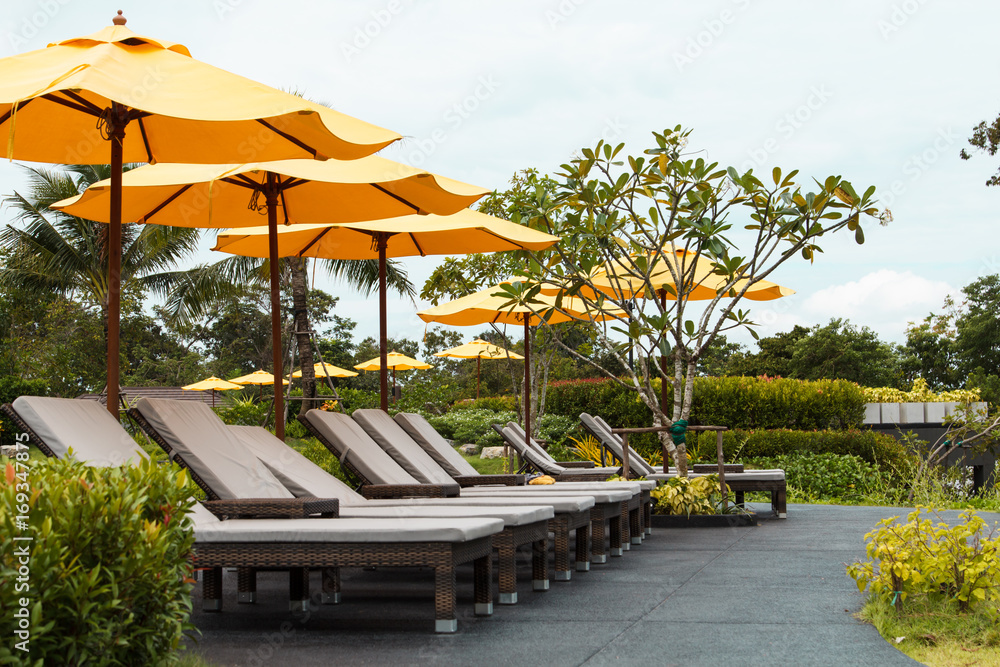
xmin=847 ymin=507 xmax=1000 ymax=616
xmin=650 ymin=475 xmax=729 ymax=516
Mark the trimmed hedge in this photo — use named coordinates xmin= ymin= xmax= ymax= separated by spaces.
xmin=545 ymin=376 xmax=865 ymax=431
xmin=0 ymin=455 xmax=195 ymax=665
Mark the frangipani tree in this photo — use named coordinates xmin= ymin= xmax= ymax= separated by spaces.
xmin=513 ymin=126 xmax=887 ymax=475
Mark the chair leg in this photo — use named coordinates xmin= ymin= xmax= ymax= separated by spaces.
xmin=497 ymin=543 xmax=518 ymax=604
xmin=591 ymin=511 xmax=607 ymax=564
xmin=609 ymin=512 xmax=623 ymax=557
xmin=630 ymin=506 xmax=643 ymax=546
xmin=553 ymin=522 xmax=572 ymax=581
xmin=775 ymin=488 xmax=787 ymax=519
xmin=532 ymin=538 xmax=550 ymax=590
xmin=203 ymin=567 xmax=223 ymax=612
xmin=322 ymin=567 xmax=341 ymax=604
xmin=237 ymin=567 xmax=257 ymax=603
xmin=620 ymin=502 xmax=631 ymax=551
xmin=289 ymin=568 xmax=309 ymax=612
xmin=575 ymin=524 xmax=590 ymax=572
xmin=473 ymin=555 xmax=493 ymax=617
xmin=435 ymin=565 xmax=459 ymax=633
xmin=644 ymin=499 xmax=653 ymax=536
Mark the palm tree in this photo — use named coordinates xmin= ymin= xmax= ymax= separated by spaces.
xmin=0 ymin=165 xmax=237 ymax=373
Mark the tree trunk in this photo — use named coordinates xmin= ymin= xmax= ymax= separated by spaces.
xmin=290 ymin=258 xmax=316 ymax=418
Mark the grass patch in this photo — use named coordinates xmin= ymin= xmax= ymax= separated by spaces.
xmin=462 ymin=451 xmax=513 ymax=475
xmin=859 ymin=596 xmax=1000 ymax=666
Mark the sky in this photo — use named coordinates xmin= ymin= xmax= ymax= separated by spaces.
xmin=1 ymin=0 xmax=998 ymax=354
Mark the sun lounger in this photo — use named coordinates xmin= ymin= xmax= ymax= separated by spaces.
xmin=3 ymin=396 xmax=503 ymax=632
xmin=309 ymin=408 xmax=634 ymax=563
xmin=580 ymin=413 xmax=788 ymax=518
xmin=300 ymin=409 xmax=609 ymax=573
xmin=396 ymin=410 xmax=653 ymax=542
xmin=127 ymin=397 xmax=557 ymax=605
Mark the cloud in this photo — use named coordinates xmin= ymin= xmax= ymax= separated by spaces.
xmin=800 ymin=269 xmax=958 ymax=342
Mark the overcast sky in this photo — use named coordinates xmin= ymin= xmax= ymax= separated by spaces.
xmin=2 ymin=0 xmax=998 ymax=353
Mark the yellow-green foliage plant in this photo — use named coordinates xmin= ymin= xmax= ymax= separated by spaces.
xmin=862 ymin=377 xmax=981 ymax=404
xmin=846 ymin=507 xmax=1000 ymax=616
xmin=650 ymin=475 xmax=729 ymax=516
xmin=568 ymin=434 xmax=606 ymax=466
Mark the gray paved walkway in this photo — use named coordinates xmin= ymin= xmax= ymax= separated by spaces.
xmin=185 ymin=504 xmax=977 ymax=666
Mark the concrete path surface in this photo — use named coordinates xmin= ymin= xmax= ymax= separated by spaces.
xmin=185 ymin=504 xmax=962 ymax=666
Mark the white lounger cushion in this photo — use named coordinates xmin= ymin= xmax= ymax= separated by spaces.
xmin=460 ymin=486 xmax=633 ymax=504
xmin=505 ymin=422 xmax=622 ymax=475
xmin=232 ymin=425 xmax=365 ymax=504
xmin=195 ymin=516 xmax=504 ymax=544
xmin=13 ymin=396 xmax=148 ymax=466
xmin=341 ymin=504 xmax=552 ymax=526
xmin=352 ymin=409 xmax=457 ymax=485
xmin=304 ymin=410 xmax=421 ymax=486
xmin=394 ymin=412 xmax=479 ymax=478
xmin=133 ymin=397 xmax=293 ymax=499
xmin=647 ymin=470 xmax=786 ymax=481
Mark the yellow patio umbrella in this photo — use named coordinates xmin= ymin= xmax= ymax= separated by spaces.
xmin=229 ymin=369 xmax=289 ymax=401
xmin=417 ymin=284 xmax=621 ymax=440
xmin=354 ymin=351 xmax=431 ymax=399
xmin=291 ymin=362 xmax=358 ymax=379
xmin=182 ymin=376 xmax=243 ymax=407
xmin=54 ymin=159 xmax=488 ymax=437
xmin=0 ymin=11 xmax=400 ymax=420
xmin=434 ymin=339 xmax=524 ymax=399
xmin=212 ymin=209 xmax=560 ymax=411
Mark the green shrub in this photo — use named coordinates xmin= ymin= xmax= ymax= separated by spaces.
xmin=0 ymin=455 xmax=196 ymax=665
xmin=450 ymin=396 xmax=518 ymax=413
xmin=337 ymin=388 xmax=379 ymax=412
xmin=745 ymin=452 xmax=875 ymax=501
xmin=215 ymin=395 xmax=270 ymax=427
xmin=427 ymin=409 xmax=517 ymax=447
xmin=0 ymin=377 xmax=49 ymax=447
xmin=288 ymin=437 xmax=352 ymax=486
xmin=688 ymin=428 xmax=912 ymax=475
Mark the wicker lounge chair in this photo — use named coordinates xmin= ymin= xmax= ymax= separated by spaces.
xmin=127 ymin=397 xmax=557 ymax=605
xmin=580 ymin=413 xmax=788 ymax=518
xmin=3 ymin=396 xmax=503 ymax=632
xmin=299 ymin=409 xmax=608 ymax=574
xmin=396 ymin=411 xmax=654 ymax=542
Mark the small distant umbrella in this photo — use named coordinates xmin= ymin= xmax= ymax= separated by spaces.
xmin=354 ymin=351 xmax=431 ymax=398
xmin=182 ymin=376 xmax=243 ymax=407
xmin=434 ymin=339 xmax=524 ymax=400
xmin=228 ymin=369 xmax=289 ymax=401
xmin=291 ymin=362 xmax=358 ymax=379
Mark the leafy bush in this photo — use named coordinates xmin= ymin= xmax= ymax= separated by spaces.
xmin=847 ymin=507 xmax=1000 ymax=616
xmin=0 ymin=377 xmax=49 ymax=446
xmin=215 ymin=395 xmax=270 ymax=427
xmin=450 ymin=396 xmax=518 ymax=413
xmin=689 ymin=428 xmax=913 ymax=478
xmin=428 ymin=409 xmax=517 ymax=447
xmin=337 ymin=387 xmax=379 ymax=412
xmin=0 ymin=456 xmax=196 ymax=665
xmin=288 ymin=437 xmax=353 ymax=486
xmin=650 ymin=475 xmax=728 ymax=516
xmin=746 ymin=452 xmax=875 ymax=501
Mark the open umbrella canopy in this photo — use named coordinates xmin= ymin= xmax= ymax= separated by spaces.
xmin=211 ymin=210 xmax=559 ymax=413
xmin=0 ymin=17 xmax=399 ymax=163
xmin=0 ymin=11 xmax=401 ymax=421
xmin=354 ymin=352 xmax=431 ymax=372
xmin=292 ymin=362 xmax=357 ymax=379
xmin=52 ymin=158 xmax=488 ymax=227
xmin=228 ymin=370 xmax=289 ymax=386
xmin=434 ymin=339 xmax=524 ymax=360
xmin=182 ymin=376 xmax=243 ymax=391
xmin=211 ymin=209 xmax=560 ymax=257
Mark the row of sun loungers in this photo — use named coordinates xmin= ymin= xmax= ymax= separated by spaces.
xmin=2 ymin=396 xmax=655 ymax=633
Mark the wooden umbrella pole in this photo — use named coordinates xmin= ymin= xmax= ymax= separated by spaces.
xmin=378 ymin=234 xmax=389 ymax=412
xmin=265 ymin=172 xmax=285 ymax=440
xmin=106 ymin=102 xmax=127 ymax=419
xmin=523 ymin=317 xmax=531 ymax=442
xmin=476 ymin=356 xmax=481 ymax=400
